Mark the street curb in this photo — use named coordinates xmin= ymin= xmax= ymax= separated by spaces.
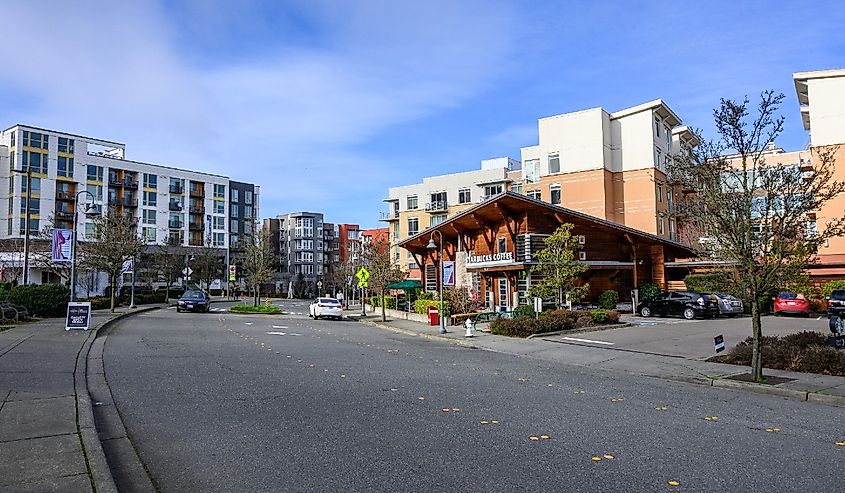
xmin=75 ymin=306 xmax=161 ymax=493
xmin=806 ymin=391 xmax=845 ymax=407
xmin=711 ymin=378 xmax=809 ymax=401
xmin=356 ymin=318 xmax=481 ymax=349
xmin=526 ymin=323 xmax=632 ymax=339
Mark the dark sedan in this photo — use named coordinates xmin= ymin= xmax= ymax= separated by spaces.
xmin=638 ymin=291 xmax=720 ymax=320
xmin=827 ymin=289 xmax=845 ymax=318
xmin=177 ymin=290 xmax=211 ymax=313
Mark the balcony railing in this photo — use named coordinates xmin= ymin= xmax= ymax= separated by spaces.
xmin=189 ymin=206 xmax=205 ymax=214
xmin=168 ymin=220 xmax=184 ymax=229
xmin=379 ymin=210 xmax=399 ymax=221
xmin=425 ymin=200 xmax=448 ymax=212
xmin=189 ymin=187 xmax=204 ymax=198
xmin=108 ymin=196 xmax=119 ymax=205
xmin=56 ymin=191 xmax=74 ymax=200
xmin=189 ymin=222 xmax=204 ymax=231
xmin=169 ymin=202 xmax=183 ymax=211
xmin=123 ymin=180 xmax=139 ymax=189
xmin=188 ymin=238 xmax=204 ymax=246
xmin=169 ymin=185 xmax=184 ymax=194
xmin=123 ymin=198 xmax=138 ymax=207
xmin=55 ymin=211 xmax=74 ymax=220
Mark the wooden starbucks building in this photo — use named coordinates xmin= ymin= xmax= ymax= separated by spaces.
xmin=398 ymin=192 xmax=695 ymax=311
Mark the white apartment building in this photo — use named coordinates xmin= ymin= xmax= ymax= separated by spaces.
xmin=381 ymin=157 xmax=521 ymax=277
xmin=0 ymin=124 xmax=258 ymax=289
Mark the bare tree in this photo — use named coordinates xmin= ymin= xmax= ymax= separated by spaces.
xmin=242 ymin=229 xmax=275 ymax=306
xmin=152 ymin=244 xmax=186 ymax=302
xmin=189 ymin=241 xmax=224 ymax=291
xmin=670 ymin=91 xmax=845 ymax=382
xmin=30 ymin=216 xmax=72 ymax=285
xmin=78 ymin=212 xmax=145 ymax=312
xmin=362 ymin=236 xmax=405 ymax=321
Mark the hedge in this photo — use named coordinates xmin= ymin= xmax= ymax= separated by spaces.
xmin=414 ymin=299 xmax=450 ymax=316
xmin=490 ymin=309 xmax=620 ymax=338
xmin=370 ymin=295 xmax=398 ymax=310
xmin=0 ymin=284 xmax=70 ymax=318
xmin=638 ymin=283 xmax=662 ymax=303
xmin=822 ymin=280 xmax=845 ymax=298
xmin=229 ymin=304 xmax=282 ymax=314
xmin=597 ymin=290 xmax=619 ymax=310
xmin=709 ymin=332 xmax=845 ymax=376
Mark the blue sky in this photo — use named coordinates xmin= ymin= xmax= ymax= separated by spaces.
xmin=1 ymin=1 xmax=843 ymax=228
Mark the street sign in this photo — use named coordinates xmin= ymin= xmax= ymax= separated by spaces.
xmin=182 ymin=267 xmax=193 ymax=278
xmin=355 ymin=267 xmax=370 ymax=288
xmin=65 ymin=302 xmax=92 ymax=331
xmin=443 ymin=261 xmax=455 ymax=286
xmin=228 ymin=265 xmax=236 ymax=281
xmin=51 ymin=229 xmax=72 ymax=263
xmin=714 ymin=334 xmax=725 ymax=353
xmin=317 ymin=281 xmax=323 ymax=288
xmin=121 ymin=258 xmax=133 ymax=274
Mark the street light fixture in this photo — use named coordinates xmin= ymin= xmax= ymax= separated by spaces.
xmin=426 ymin=230 xmax=447 ymax=334
xmin=70 ymin=190 xmax=97 ymax=302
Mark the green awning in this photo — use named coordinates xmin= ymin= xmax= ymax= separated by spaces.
xmin=387 ymin=280 xmax=423 ymax=290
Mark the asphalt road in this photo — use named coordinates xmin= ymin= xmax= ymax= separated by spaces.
xmin=102 ymin=300 xmax=844 ymax=492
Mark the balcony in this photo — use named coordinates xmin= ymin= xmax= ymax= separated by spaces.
xmin=189 ymin=187 xmax=205 ymax=198
xmin=108 ymin=196 xmax=120 ymax=205
xmin=55 ymin=210 xmax=74 ymax=221
xmin=169 ymin=184 xmax=184 ymax=194
xmin=189 ymin=222 xmax=204 ymax=231
xmin=56 ymin=191 xmax=75 ymax=201
xmin=425 ymin=200 xmax=448 ymax=213
xmin=169 ymin=201 xmax=184 ymax=211
xmin=123 ymin=179 xmax=139 ymax=189
xmin=123 ymin=197 xmax=138 ymax=207
xmin=379 ymin=210 xmax=399 ymax=222
xmin=108 ymin=177 xmax=123 ymax=187
xmin=168 ymin=220 xmax=184 ymax=229
xmin=188 ymin=238 xmax=204 ymax=246
xmin=189 ymin=205 xmax=205 ymax=214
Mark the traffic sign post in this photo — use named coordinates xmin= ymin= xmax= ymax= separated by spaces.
xmin=356 ymin=267 xmax=370 ymax=317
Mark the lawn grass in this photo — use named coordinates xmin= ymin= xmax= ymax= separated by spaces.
xmin=229 ymin=304 xmax=282 ymax=314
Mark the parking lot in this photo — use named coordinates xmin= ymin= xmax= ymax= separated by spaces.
xmin=543 ymin=313 xmax=831 ymax=360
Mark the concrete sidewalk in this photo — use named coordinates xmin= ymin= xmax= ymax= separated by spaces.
xmin=0 ymin=307 xmax=157 ymax=492
xmin=354 ymin=314 xmax=845 ymax=408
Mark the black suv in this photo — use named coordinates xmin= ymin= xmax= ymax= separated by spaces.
xmin=637 ymin=291 xmax=720 ymax=320
xmin=827 ymin=290 xmax=845 ymax=317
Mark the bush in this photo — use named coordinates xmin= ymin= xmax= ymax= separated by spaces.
xmin=490 ymin=317 xmax=546 ymax=338
xmin=210 ymin=289 xmax=222 ymax=296
xmin=229 ymin=304 xmax=282 ymax=314
xmin=417 ymin=291 xmax=436 ymax=301
xmin=684 ymin=273 xmax=730 ymax=293
xmin=591 ymin=309 xmax=609 ymax=324
xmin=0 ymin=284 xmax=70 ymax=318
xmin=540 ymin=309 xmax=575 ymax=331
xmin=638 ymin=283 xmax=661 ymax=303
xmin=370 ymin=296 xmax=398 ymax=310
xmin=710 ymin=331 xmax=845 ymax=376
xmin=512 ymin=305 xmax=536 ymax=318
xmin=86 ymin=296 xmax=113 ymax=310
xmin=597 ymin=290 xmax=619 ymax=310
xmin=822 ymin=280 xmax=845 ymax=298
xmin=490 ymin=308 xmax=620 ymax=337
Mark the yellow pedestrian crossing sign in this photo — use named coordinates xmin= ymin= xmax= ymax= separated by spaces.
xmin=355 ymin=267 xmax=370 ymax=288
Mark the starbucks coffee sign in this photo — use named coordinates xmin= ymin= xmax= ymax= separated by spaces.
xmin=466 ymin=250 xmax=515 ymax=267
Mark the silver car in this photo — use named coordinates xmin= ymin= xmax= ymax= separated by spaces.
xmin=714 ymin=292 xmax=743 ymax=317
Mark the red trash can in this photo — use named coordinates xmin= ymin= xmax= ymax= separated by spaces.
xmin=427 ymin=306 xmax=439 ymax=326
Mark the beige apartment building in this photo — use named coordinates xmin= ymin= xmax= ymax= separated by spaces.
xmin=794 ymin=68 xmax=845 ymax=279
xmin=381 ymin=157 xmax=521 ymax=278
xmin=520 ymin=99 xmax=695 ymax=240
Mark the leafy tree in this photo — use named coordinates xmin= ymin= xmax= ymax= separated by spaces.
xmin=242 ymin=229 xmax=276 ymax=306
xmin=670 ymin=91 xmax=845 ymax=382
xmin=362 ymin=236 xmax=405 ymax=321
xmin=529 ymin=223 xmax=589 ymax=308
xmin=78 ymin=211 xmax=144 ymax=312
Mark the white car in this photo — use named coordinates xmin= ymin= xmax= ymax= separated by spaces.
xmin=309 ymin=297 xmax=343 ymax=320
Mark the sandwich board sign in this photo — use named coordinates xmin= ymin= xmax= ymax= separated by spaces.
xmin=714 ymin=334 xmax=725 ymax=353
xmin=66 ymin=302 xmax=92 ymax=331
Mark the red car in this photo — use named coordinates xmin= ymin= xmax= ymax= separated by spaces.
xmin=773 ymin=293 xmax=810 ymax=317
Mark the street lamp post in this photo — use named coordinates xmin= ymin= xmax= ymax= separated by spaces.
xmin=426 ymin=230 xmax=447 ymax=334
xmin=70 ymin=190 xmax=96 ymax=302
xmin=11 ymin=167 xmax=33 ymax=284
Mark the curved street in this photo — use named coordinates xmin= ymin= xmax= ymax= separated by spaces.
xmin=102 ymin=301 xmax=843 ymax=492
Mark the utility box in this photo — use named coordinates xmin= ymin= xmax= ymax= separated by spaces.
xmin=427 ymin=306 xmax=439 ymax=326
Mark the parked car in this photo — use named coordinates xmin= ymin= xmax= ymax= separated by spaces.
xmin=309 ymin=297 xmax=343 ymax=320
xmin=713 ymin=292 xmax=744 ymax=317
xmin=772 ymin=292 xmax=810 ymax=317
xmin=637 ymin=291 xmax=720 ymax=320
xmin=176 ymin=290 xmax=211 ymax=313
xmin=827 ymin=289 xmax=845 ymax=318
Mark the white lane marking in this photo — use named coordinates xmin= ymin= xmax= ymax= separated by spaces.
xmin=244 ymin=322 xmax=253 ymax=326
xmin=266 ymin=331 xmax=301 ymax=336
xmin=272 ymin=325 xmax=288 ymax=329
xmin=559 ymin=336 xmax=615 ymax=346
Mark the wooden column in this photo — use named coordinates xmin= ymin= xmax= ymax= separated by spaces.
xmin=651 ymin=245 xmax=666 ymax=290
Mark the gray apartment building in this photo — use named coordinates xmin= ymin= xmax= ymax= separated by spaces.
xmin=228 ymin=181 xmax=260 ymax=288
xmin=263 ymin=211 xmax=325 ymax=295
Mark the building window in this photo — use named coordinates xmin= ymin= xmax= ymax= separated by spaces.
xmin=511 ymin=182 xmax=523 ymax=195
xmin=230 ymin=189 xmax=238 ymax=202
xmin=458 ymin=188 xmax=471 ymax=204
xmin=497 ymin=237 xmax=507 ymax=253
xmin=431 ymin=214 xmax=447 ymax=226
xmin=20 ymin=197 xmax=40 ymax=214
xmin=143 ymin=173 xmax=157 ymax=189
xmin=483 ymin=184 xmax=503 ymax=198
xmin=654 ymin=116 xmax=661 ymax=137
xmin=656 ymin=182 xmax=663 ymax=203
xmin=665 ymin=126 xmax=672 ymax=150
xmin=213 ymin=184 xmax=225 ymax=199
xmin=86 ymin=184 xmax=102 ymax=201
xmin=213 ymin=216 xmax=225 ymax=230
xmin=23 ymin=151 xmax=48 ymax=174
xmin=407 ymin=195 xmax=418 ymax=210
xmin=142 ymin=209 xmax=156 ymax=224
xmin=654 ymin=148 xmax=662 ymax=168
xmin=213 ymin=232 xmax=225 ymax=247
xmin=23 ymin=131 xmax=48 ymax=149
xmin=143 ymin=190 xmax=157 ymax=207
xmin=244 ymin=205 xmax=253 ymax=219
xmin=527 ymin=189 xmax=541 ymax=200
xmin=212 ymin=201 xmax=223 ymax=214
xmin=21 ymin=177 xmax=41 ymax=194
xmin=548 ymin=153 xmax=560 ymax=174
xmin=57 ymin=156 xmax=73 ymax=177
xmin=20 ymin=217 xmax=39 ymax=234
xmin=550 ymin=184 xmax=561 ymax=205
xmin=525 ymin=159 xmax=540 ymax=183
xmin=230 ymin=219 xmax=239 ymax=233
xmin=87 ymin=165 xmax=103 ymax=182
xmin=58 ymin=137 xmax=74 ymax=154
xmin=408 ymin=217 xmax=419 ymax=236
xmin=244 ymin=190 xmax=253 ymax=204
xmin=169 ymin=177 xmax=184 ymax=194
xmin=143 ymin=227 xmax=156 ymax=243
xmin=230 ymin=204 xmax=239 ymax=218
xmin=658 ymin=214 xmax=665 ymax=235
xmin=667 ymin=188 xmax=673 ymax=210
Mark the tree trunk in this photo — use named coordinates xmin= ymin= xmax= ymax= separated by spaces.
xmin=750 ymin=297 xmax=764 ymax=382
xmin=110 ymin=273 xmax=116 ymax=313
xmin=381 ymin=290 xmax=386 ymax=322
